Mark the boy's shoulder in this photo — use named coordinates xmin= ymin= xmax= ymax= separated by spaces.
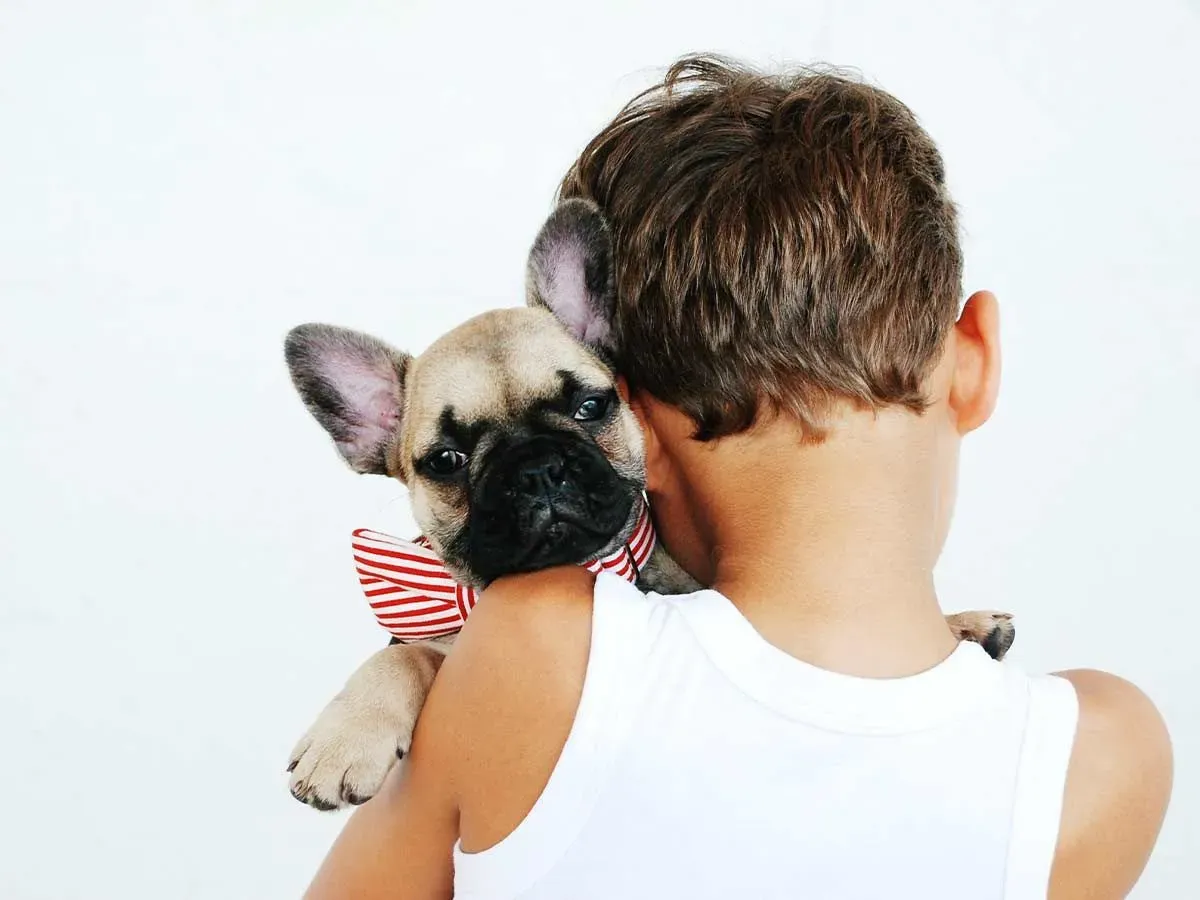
xmin=414 ymin=583 xmax=1174 ymax=898
xmin=418 ymin=566 xmax=597 ymax=849
xmin=1050 ymin=669 xmax=1172 ymax=899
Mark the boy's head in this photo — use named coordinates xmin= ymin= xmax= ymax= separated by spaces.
xmin=559 ymin=54 xmax=967 ymax=440
xmin=553 ymin=55 xmax=1000 ymax=579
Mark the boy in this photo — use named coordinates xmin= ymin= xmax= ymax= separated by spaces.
xmin=306 ymin=56 xmax=1171 ymax=898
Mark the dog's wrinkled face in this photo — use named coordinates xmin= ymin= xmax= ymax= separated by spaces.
xmin=285 ymin=200 xmax=644 ymax=587
xmin=402 ymin=308 xmax=644 ymax=584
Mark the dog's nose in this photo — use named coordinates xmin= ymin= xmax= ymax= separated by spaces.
xmin=517 ymin=454 xmax=566 ymax=494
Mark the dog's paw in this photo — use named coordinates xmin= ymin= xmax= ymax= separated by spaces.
xmin=286 ymin=693 xmax=414 ymax=811
xmin=285 ymin=641 xmax=448 ymax=811
xmin=945 ymin=610 xmax=1016 ymax=661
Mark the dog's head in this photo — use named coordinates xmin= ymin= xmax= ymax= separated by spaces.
xmin=284 ymin=200 xmax=643 ymax=587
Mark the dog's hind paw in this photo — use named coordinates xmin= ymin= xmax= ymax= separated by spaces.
xmin=944 ymin=610 xmax=1016 ymax=661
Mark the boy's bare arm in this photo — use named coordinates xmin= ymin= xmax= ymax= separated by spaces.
xmin=302 ymin=566 xmax=595 ymax=898
xmin=440 ymin=566 xmax=596 ymax=854
xmin=301 ymin=705 xmax=457 ymax=899
xmin=1050 ymin=670 xmax=1173 ymax=899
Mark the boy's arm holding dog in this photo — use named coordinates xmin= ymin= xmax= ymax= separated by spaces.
xmin=299 ymin=709 xmax=457 ymax=900
xmin=302 ymin=567 xmax=595 ymax=900
xmin=304 ymin=569 xmax=1171 ymax=900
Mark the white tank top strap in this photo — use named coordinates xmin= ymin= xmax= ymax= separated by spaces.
xmin=452 ymin=573 xmax=665 ymax=900
xmin=1003 ymin=672 xmax=1081 ymax=899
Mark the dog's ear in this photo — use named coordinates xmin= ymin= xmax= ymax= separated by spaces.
xmin=526 ymin=198 xmax=617 ymax=356
xmin=284 ymin=324 xmax=411 ymax=476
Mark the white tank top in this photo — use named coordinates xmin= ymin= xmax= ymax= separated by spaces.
xmin=453 ymin=573 xmax=1079 ymax=899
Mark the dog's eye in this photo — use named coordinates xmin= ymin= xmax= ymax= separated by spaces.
xmin=424 ymin=449 xmax=468 ymax=476
xmin=573 ymin=395 xmax=611 ymax=422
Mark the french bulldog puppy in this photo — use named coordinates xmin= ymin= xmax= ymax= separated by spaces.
xmin=282 ymin=199 xmax=1016 ymax=811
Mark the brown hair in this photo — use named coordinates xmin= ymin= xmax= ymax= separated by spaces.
xmin=559 ymin=55 xmax=962 ymax=440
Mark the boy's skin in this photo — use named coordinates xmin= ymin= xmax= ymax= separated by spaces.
xmin=304 ymin=290 xmax=1173 ymax=899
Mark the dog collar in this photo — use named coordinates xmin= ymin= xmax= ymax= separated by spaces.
xmin=350 ymin=499 xmax=656 ymax=643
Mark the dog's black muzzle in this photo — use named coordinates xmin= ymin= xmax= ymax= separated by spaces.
xmin=467 ymin=431 xmax=635 ymax=583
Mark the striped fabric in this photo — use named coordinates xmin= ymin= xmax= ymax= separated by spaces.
xmin=351 ymin=500 xmax=656 ymax=642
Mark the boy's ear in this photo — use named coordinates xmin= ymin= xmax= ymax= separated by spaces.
xmin=284 ymin=323 xmax=411 ymax=476
xmin=949 ymin=291 xmax=1002 ymax=434
xmin=526 ymin=198 xmax=617 ymax=357
xmin=622 ymin=379 xmax=668 ymax=494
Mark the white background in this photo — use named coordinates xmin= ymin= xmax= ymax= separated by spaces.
xmin=1 ymin=1 xmax=1196 ymax=897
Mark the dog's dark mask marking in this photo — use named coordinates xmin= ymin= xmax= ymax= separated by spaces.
xmin=431 ymin=373 xmax=637 ymax=584
xmin=468 ymin=429 xmax=635 ymax=582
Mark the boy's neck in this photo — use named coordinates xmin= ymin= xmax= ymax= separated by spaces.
xmin=656 ymin=407 xmax=960 ymax=678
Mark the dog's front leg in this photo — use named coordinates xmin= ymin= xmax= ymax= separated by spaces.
xmin=287 ymin=637 xmax=452 ymax=811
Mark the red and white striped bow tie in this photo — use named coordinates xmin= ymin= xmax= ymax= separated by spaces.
xmin=351 ymin=500 xmax=656 ymax=643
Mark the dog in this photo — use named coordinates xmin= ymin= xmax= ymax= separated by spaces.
xmin=282 ymin=199 xmax=1016 ymax=811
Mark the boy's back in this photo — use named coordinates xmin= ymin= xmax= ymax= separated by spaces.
xmin=452 ymin=576 xmax=1078 ymax=899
